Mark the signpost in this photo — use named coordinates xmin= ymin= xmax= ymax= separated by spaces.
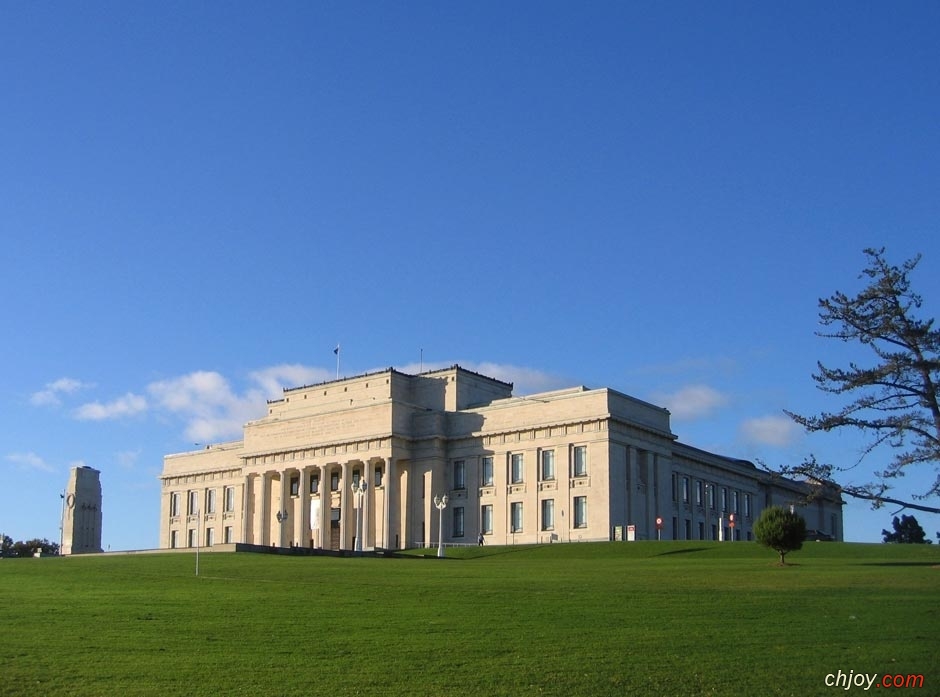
xmin=655 ymin=516 xmax=663 ymax=541
xmin=728 ymin=513 xmax=736 ymax=542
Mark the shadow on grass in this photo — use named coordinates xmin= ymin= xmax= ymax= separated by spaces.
xmin=857 ymin=561 xmax=940 ymax=567
xmin=656 ymin=547 xmax=708 ymax=556
xmin=392 ymin=545 xmax=548 ymax=561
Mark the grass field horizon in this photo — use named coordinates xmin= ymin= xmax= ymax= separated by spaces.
xmin=2 ymin=541 xmax=937 ymax=696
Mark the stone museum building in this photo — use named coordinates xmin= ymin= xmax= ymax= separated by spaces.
xmin=159 ymin=365 xmax=843 ymax=551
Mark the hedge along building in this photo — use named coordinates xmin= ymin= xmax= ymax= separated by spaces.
xmin=159 ymin=365 xmax=843 ymax=551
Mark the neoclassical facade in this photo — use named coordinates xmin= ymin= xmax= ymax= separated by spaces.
xmin=159 ymin=365 xmax=843 ymax=551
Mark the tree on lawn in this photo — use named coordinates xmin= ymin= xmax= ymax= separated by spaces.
xmin=754 ymin=506 xmax=806 ymax=564
xmin=4 ymin=538 xmax=60 ymax=557
xmin=882 ymin=514 xmax=932 ymax=544
xmin=784 ymin=248 xmax=940 ymax=515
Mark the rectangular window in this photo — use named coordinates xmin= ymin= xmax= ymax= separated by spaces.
xmin=374 ymin=466 xmax=383 ymax=488
xmin=573 ymin=496 xmax=587 ymax=528
xmin=453 ymin=506 xmax=465 ymax=538
xmin=695 ymin=481 xmax=703 ymax=506
xmin=309 ymin=476 xmax=319 ymax=495
xmin=745 ymin=494 xmax=752 ymax=518
xmin=540 ymin=450 xmax=555 ymax=481
xmin=732 ymin=490 xmax=739 ymax=514
xmin=188 ymin=490 xmax=198 ymax=516
xmin=482 ymin=456 xmax=494 ymax=486
xmin=481 ymin=504 xmax=493 ymax=534
xmin=511 ymin=453 xmax=524 ymax=484
xmin=170 ymin=530 xmax=179 ymax=548
xmin=453 ymin=460 xmax=466 ymax=490
xmin=330 ymin=472 xmax=340 ymax=491
xmin=188 ymin=528 xmax=197 ymax=548
xmin=573 ymin=446 xmax=587 ymax=477
xmin=170 ymin=493 xmax=180 ymax=517
xmin=671 ymin=474 xmax=678 ymax=502
xmin=510 ymin=502 xmax=523 ymax=532
xmin=541 ymin=499 xmax=554 ymax=530
xmin=352 ymin=469 xmax=361 ymax=486
xmin=698 ymin=521 xmax=705 ymax=540
xmin=205 ymin=527 xmax=214 ymax=547
xmin=682 ymin=477 xmax=690 ymax=503
xmin=685 ymin=519 xmax=691 ymax=540
xmin=206 ymin=489 xmax=217 ymax=514
xmin=290 ymin=476 xmax=300 ymax=497
xmin=708 ymin=484 xmax=715 ymax=510
xmin=224 ymin=486 xmax=235 ymax=512
xmin=721 ymin=487 xmax=728 ymax=512
xmin=223 ymin=526 xmax=233 ymax=544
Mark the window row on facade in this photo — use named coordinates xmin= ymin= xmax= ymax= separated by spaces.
xmin=452 ymin=445 xmax=588 ymax=490
xmin=672 ymin=474 xmax=753 ymax=518
xmin=169 ymin=525 xmax=237 ymax=549
xmin=447 ymin=496 xmax=588 ymax=538
xmin=169 ymin=486 xmax=238 ymax=517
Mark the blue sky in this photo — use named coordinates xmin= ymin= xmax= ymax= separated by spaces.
xmin=2 ymin=2 xmax=938 ymax=550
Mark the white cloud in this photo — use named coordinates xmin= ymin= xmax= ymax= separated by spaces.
xmin=115 ymin=449 xmax=141 ymax=470
xmin=5 ymin=451 xmax=56 ymax=473
xmin=249 ymin=364 xmax=334 ymax=399
xmin=30 ymin=377 xmax=93 ymax=406
xmin=60 ymin=361 xmax=567 ymax=446
xmin=650 ymin=384 xmax=730 ymax=420
xmin=467 ymin=362 xmax=568 ymax=395
xmin=74 ymin=393 xmax=148 ymax=420
xmin=147 ymin=370 xmax=269 ymax=443
xmin=739 ymin=415 xmax=799 ymax=447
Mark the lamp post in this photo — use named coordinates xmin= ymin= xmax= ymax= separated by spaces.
xmin=59 ymin=491 xmax=66 ymax=555
xmin=433 ymin=494 xmax=448 ymax=558
xmin=195 ymin=503 xmax=200 ymax=577
xmin=704 ymin=483 xmax=711 ymax=541
xmin=351 ymin=479 xmax=368 ymax=553
xmin=276 ymin=509 xmax=289 ymax=547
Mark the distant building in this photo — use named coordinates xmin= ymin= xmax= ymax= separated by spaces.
xmin=159 ymin=365 xmax=843 ymax=551
xmin=62 ymin=466 xmax=103 ymax=554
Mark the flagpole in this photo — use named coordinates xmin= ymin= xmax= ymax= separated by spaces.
xmin=335 ymin=344 xmax=341 ymax=379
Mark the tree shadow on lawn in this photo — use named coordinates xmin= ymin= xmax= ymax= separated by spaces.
xmin=395 ymin=545 xmax=549 ymax=561
xmin=656 ymin=547 xmax=708 ymax=556
xmin=857 ymin=561 xmax=940 ymax=567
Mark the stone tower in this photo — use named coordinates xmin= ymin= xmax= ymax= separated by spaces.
xmin=62 ymin=466 xmax=102 ymax=554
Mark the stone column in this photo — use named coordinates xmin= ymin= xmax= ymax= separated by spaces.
xmin=626 ymin=446 xmax=637 ymax=531
xmin=340 ymin=462 xmax=352 ymax=549
xmin=298 ymin=467 xmax=309 ymax=548
xmin=384 ymin=457 xmax=396 ymax=549
xmin=362 ymin=459 xmax=372 ymax=550
xmin=318 ymin=465 xmax=331 ymax=549
xmin=239 ymin=475 xmax=250 ymax=544
xmin=646 ymin=454 xmax=656 ymax=540
xmin=253 ymin=473 xmax=268 ymax=546
xmin=278 ymin=471 xmax=290 ymax=547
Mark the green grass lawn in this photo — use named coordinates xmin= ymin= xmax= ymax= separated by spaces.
xmin=1 ymin=541 xmax=937 ymax=696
